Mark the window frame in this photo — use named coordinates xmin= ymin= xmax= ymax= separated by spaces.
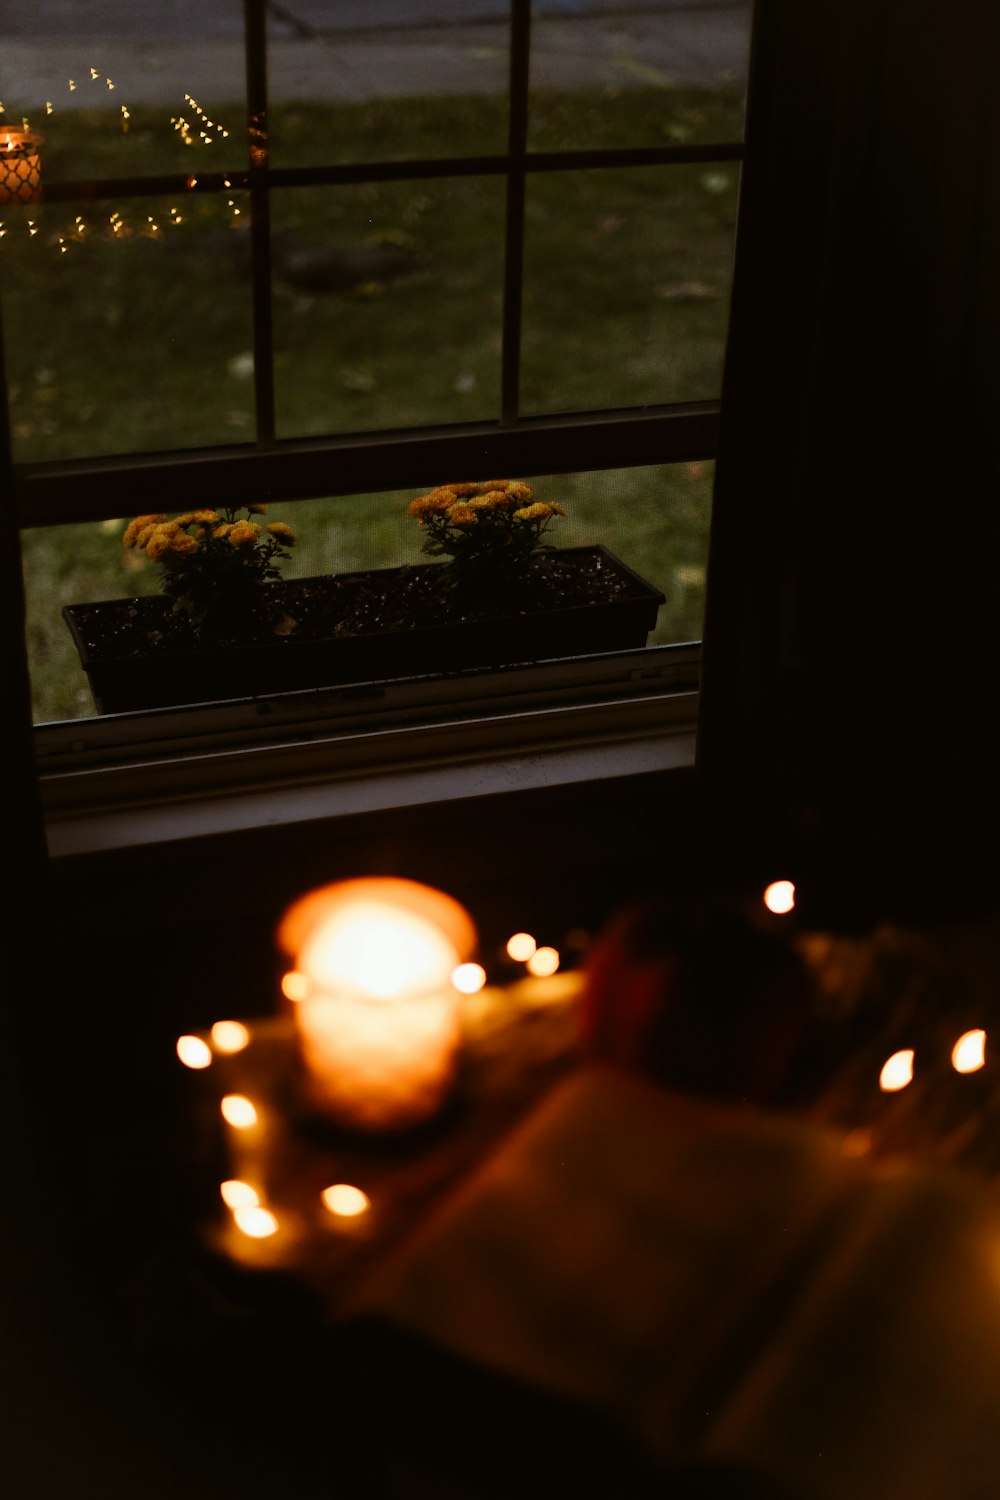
xmin=4 ymin=0 xmax=747 ymax=856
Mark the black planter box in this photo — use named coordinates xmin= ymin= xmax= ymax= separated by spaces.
xmin=63 ymin=546 xmax=666 ymax=715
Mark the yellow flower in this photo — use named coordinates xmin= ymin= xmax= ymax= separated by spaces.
xmin=227 ymin=520 xmax=261 ymax=546
xmin=212 ymin=523 xmax=233 ymax=539
xmin=409 ymin=490 xmax=454 ymax=519
xmin=123 ymin=513 xmax=167 ymax=547
xmin=145 ymin=526 xmax=182 ymax=562
xmin=246 ymin=503 xmax=267 ymax=515
xmin=166 ymin=531 xmax=200 ymax=556
xmin=265 ymin=521 xmax=296 ymax=545
xmin=189 ymin=509 xmax=221 ymax=524
xmin=447 ymin=504 xmax=477 ymax=526
xmin=514 ymin=501 xmax=565 ymax=521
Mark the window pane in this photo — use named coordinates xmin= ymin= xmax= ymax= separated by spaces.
xmin=1 ymin=191 xmax=254 ymax=461
xmin=520 ymin=164 xmax=738 ymax=415
xmin=528 ymin=0 xmax=751 ymax=151
xmin=1 ymin=4 xmax=244 ymax=180
xmin=273 ymin=177 xmax=505 ymax=439
xmin=269 ymin=3 xmax=509 ymax=166
xmin=24 ymin=463 xmax=710 ymax=723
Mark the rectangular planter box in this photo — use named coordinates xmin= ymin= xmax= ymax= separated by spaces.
xmin=63 ymin=546 xmax=666 ymax=715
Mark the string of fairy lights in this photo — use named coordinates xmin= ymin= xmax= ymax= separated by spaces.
xmin=0 ymin=66 xmax=241 ymax=250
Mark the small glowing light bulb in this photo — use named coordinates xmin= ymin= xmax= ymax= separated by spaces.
xmin=176 ymin=1034 xmax=212 ymax=1069
xmin=221 ymin=1094 xmax=257 ymax=1129
xmin=220 ymin=1180 xmax=259 ymax=1210
xmin=507 ymin=932 xmax=536 ymax=962
xmin=322 ymin=1184 xmax=370 ymax=1218
xmin=952 ymin=1029 xmax=986 ymax=1074
xmin=233 ymin=1205 xmax=278 ymax=1238
xmin=527 ymin=946 xmax=560 ymax=977
xmin=452 ymin=962 xmax=486 ymax=994
xmin=879 ymin=1049 xmax=914 ymax=1092
xmin=281 ymin=970 xmax=309 ymax=1002
xmin=211 ymin=1020 xmax=250 ymax=1054
xmin=763 ymin=880 xmax=796 ymax=915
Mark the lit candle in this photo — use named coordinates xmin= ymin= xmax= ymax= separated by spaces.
xmin=277 ymin=877 xmax=476 ymax=1132
xmin=0 ymin=127 xmax=43 ymax=205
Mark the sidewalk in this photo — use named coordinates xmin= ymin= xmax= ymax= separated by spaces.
xmin=1 ymin=2 xmax=750 ymax=109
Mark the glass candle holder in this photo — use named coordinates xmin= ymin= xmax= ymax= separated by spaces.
xmin=278 ymin=877 xmax=477 ymax=1132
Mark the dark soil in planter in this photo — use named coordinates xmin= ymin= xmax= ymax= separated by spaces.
xmin=68 ymin=549 xmax=648 ymax=661
xmin=64 ymin=547 xmax=666 ymax=713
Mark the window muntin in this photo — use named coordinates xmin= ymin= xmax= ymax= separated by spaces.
xmin=5 ymin=1 xmax=746 ymax=733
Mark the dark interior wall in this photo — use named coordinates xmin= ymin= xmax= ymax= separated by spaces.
xmin=698 ymin=0 xmax=1000 ymax=925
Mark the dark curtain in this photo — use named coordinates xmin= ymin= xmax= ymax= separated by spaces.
xmin=698 ymin=0 xmax=1000 ymax=925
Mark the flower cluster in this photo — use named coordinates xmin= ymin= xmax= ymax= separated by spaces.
xmin=123 ymin=504 xmax=296 ymax=638
xmin=408 ymin=479 xmax=565 ymax=573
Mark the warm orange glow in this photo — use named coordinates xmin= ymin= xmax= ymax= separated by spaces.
xmin=220 ymin=1180 xmax=259 ymax=1210
xmin=880 ymin=1049 xmax=914 ymax=1092
xmin=0 ymin=127 xmax=42 ymax=205
xmin=841 ymin=1128 xmax=872 ymax=1158
xmin=211 ymin=1020 xmax=250 ymax=1054
xmin=281 ymin=970 xmax=309 ymax=1002
xmin=302 ymin=900 xmax=456 ymax=998
xmin=952 ymin=1029 xmax=987 ymax=1073
xmin=233 ymin=1205 xmax=278 ymax=1239
xmin=221 ymin=1094 xmax=258 ymax=1128
xmin=277 ymin=877 xmax=476 ymax=971
xmin=452 ymin=962 xmax=487 ymax=994
xmin=527 ymin=946 xmax=560 ymax=977
xmin=322 ymin=1183 xmax=370 ymax=1218
xmin=176 ymin=1034 xmax=212 ymax=1069
xmin=281 ymin=878 xmax=476 ymax=1131
xmin=506 ymin=932 xmax=537 ymax=962
xmin=763 ymin=880 xmax=796 ymax=915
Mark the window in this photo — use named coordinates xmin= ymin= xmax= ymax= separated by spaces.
xmin=3 ymin=1 xmax=750 ymax=848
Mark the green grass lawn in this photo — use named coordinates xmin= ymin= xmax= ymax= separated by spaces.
xmin=5 ymin=84 xmax=741 ymax=722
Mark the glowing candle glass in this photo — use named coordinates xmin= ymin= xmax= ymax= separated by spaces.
xmin=0 ymin=128 xmax=42 ymax=204
xmin=278 ymin=877 xmax=477 ymax=1132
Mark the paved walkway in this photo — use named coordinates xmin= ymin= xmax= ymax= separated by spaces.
xmin=2 ymin=2 xmax=750 ymax=110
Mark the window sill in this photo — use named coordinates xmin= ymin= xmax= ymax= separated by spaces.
xmin=37 ymin=646 xmax=699 ymax=861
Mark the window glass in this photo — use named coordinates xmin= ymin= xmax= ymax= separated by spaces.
xmin=269 ymin=3 xmax=509 ymax=166
xmin=520 ymin=164 xmax=739 ymax=415
xmin=272 ymin=176 xmax=505 ymax=439
xmin=23 ymin=462 xmax=711 ymax=724
xmin=2 ymin=190 xmax=254 ymax=461
xmin=527 ymin=0 xmax=751 ymax=151
xmin=0 ymin=4 xmax=245 ymax=180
